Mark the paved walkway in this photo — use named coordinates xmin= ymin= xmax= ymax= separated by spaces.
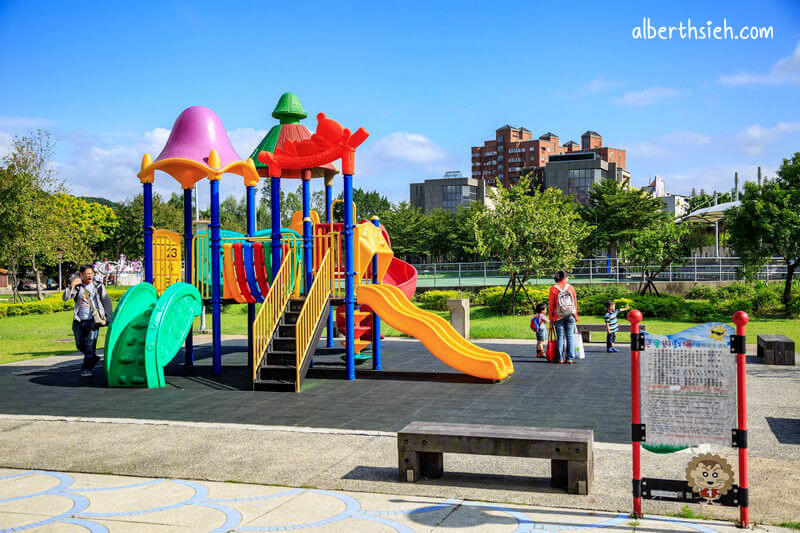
xmin=1 ymin=337 xmax=798 ymax=529
xmin=0 ymin=468 xmax=770 ymax=532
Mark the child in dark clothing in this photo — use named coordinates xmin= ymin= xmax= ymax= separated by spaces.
xmin=530 ymin=303 xmax=549 ymax=358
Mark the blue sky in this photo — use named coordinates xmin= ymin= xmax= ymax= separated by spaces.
xmin=1 ymin=0 xmax=799 ymax=206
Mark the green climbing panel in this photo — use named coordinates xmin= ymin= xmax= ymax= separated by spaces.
xmin=105 ymin=282 xmax=201 ymax=388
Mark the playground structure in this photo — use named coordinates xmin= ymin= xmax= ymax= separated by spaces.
xmin=105 ymin=94 xmax=512 ymax=391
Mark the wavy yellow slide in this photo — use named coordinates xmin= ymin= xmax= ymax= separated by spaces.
xmin=357 ymin=284 xmax=513 ymax=380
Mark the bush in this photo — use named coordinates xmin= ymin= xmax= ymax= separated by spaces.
xmin=5 ymin=305 xmax=24 ymax=317
xmin=685 ymin=300 xmax=722 ymax=322
xmin=629 ymin=294 xmax=684 ymax=319
xmin=0 ymin=293 xmax=75 ymax=319
xmin=684 ymin=284 xmax=715 ymax=300
xmin=106 ymin=288 xmax=126 ymax=302
xmin=574 ymin=284 xmax=630 ymax=300
xmin=415 ymin=290 xmax=462 ymax=311
xmin=721 ymin=298 xmax=752 ymax=317
xmin=25 ymin=301 xmax=52 ymax=314
xmin=475 ymin=285 xmax=549 ymax=315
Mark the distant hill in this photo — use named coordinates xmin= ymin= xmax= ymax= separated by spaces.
xmin=80 ymin=196 xmax=121 ymax=210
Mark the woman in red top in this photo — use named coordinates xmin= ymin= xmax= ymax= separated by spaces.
xmin=548 ymin=270 xmax=578 ymax=364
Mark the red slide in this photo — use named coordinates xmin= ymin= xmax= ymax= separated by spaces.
xmin=334 ymin=221 xmax=418 ymax=345
xmin=372 ymin=222 xmax=417 ymax=298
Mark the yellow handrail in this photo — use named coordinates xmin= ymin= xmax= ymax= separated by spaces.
xmin=252 ymin=252 xmax=299 ymax=382
xmin=294 ymin=249 xmax=333 ymax=392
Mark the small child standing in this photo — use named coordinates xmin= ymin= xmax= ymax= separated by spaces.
xmin=530 ymin=303 xmax=549 ymax=358
xmin=604 ymin=300 xmax=630 ymax=353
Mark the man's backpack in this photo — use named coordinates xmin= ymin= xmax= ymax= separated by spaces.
xmin=555 ymin=284 xmax=576 ymax=318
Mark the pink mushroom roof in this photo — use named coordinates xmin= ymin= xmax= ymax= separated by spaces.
xmin=138 ymin=106 xmax=258 ymax=188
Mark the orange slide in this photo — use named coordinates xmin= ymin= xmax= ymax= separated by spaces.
xmin=357 ymin=284 xmax=513 ymax=381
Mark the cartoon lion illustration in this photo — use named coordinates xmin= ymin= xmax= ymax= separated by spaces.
xmin=685 ymin=454 xmax=735 ymax=505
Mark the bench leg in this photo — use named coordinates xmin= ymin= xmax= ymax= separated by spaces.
xmin=420 ymin=452 xmax=443 ymax=479
xmin=551 ymin=459 xmax=567 ymax=490
xmin=551 ymin=459 xmax=590 ymax=495
xmin=581 ymin=331 xmax=591 ymax=343
xmin=398 ymin=450 xmax=421 ymax=482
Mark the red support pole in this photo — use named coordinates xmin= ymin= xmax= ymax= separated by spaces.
xmin=733 ymin=311 xmax=749 ymax=528
xmin=628 ymin=309 xmax=643 ymax=518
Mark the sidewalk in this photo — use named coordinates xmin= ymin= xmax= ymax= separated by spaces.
xmin=0 ymin=415 xmax=797 ymax=528
xmin=0 ymin=468 xmax=774 ymax=532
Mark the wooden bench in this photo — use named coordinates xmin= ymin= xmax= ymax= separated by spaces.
xmin=757 ymin=334 xmax=795 ymax=365
xmin=397 ymin=421 xmax=593 ymax=494
xmin=576 ymin=323 xmax=644 ymax=343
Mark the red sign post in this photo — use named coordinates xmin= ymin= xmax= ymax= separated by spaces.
xmin=628 ymin=310 xmax=750 ymax=528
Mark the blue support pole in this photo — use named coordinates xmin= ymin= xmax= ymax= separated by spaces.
xmin=183 ymin=187 xmax=194 ymax=366
xmin=371 ymin=216 xmax=382 ymax=371
xmin=343 ymin=173 xmax=355 ymax=380
xmin=270 ymin=176 xmax=282 ymax=278
xmin=210 ymin=178 xmax=222 ymax=376
xmin=324 ymin=177 xmax=334 ymax=348
xmin=142 ymin=182 xmax=154 ymax=284
xmin=302 ymin=174 xmax=313 ymax=293
xmin=246 ymin=184 xmax=257 ymax=375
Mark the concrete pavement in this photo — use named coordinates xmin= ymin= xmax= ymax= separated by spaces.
xmin=0 ymin=468 xmax=781 ymax=532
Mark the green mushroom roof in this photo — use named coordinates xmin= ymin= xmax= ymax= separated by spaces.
xmin=271 ymin=92 xmax=307 ymax=124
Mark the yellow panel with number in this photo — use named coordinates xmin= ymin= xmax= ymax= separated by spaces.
xmin=153 ymin=229 xmax=182 ymax=295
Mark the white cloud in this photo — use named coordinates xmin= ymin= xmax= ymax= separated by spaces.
xmin=581 ymin=76 xmax=625 ymax=93
xmin=623 ymin=129 xmax=712 ymax=160
xmin=737 ymin=121 xmax=800 ymax=155
xmin=0 ymin=116 xmax=51 ymax=128
xmin=718 ymin=41 xmax=800 ymax=86
xmin=0 ymin=131 xmax=12 ymax=158
xmin=227 ymin=128 xmax=268 ymax=161
xmin=654 ymin=165 xmax=776 ymax=196
xmin=612 ymin=86 xmax=682 ymax=107
xmin=356 ymin=132 xmax=460 ymax=202
xmin=53 ymin=127 xmax=269 ymax=203
xmin=368 ymin=132 xmax=449 ymax=166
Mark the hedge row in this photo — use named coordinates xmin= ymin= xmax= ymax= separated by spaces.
xmin=0 ymin=287 xmax=127 ymax=319
xmin=414 ymin=281 xmax=798 ymax=321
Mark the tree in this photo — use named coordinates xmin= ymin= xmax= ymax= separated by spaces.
xmin=377 ymin=201 xmax=427 ymax=261
xmin=451 ymin=203 xmax=484 ymax=262
xmin=106 ymin=192 xmax=183 ymax=259
xmin=726 ymin=152 xmax=800 ymax=310
xmin=423 ymin=208 xmax=458 ymax=263
xmin=333 ymin=188 xmax=391 ymax=221
xmin=52 ymin=194 xmax=118 ymax=277
xmin=473 ymin=176 xmax=590 ymax=313
xmin=79 ymin=196 xmax=121 ymax=210
xmin=582 ymin=178 xmax=667 ymax=256
xmin=0 ymin=131 xmax=64 ymax=301
xmin=625 ymin=220 xmax=703 ymax=294
xmin=218 ymin=194 xmax=247 ymax=233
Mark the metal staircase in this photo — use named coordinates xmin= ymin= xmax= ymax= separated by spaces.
xmin=252 ymin=249 xmax=335 ymax=392
xmin=253 ymin=296 xmax=330 ymax=391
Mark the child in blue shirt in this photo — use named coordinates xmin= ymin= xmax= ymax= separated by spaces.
xmin=604 ymin=300 xmax=629 ymax=353
xmin=530 ymin=303 xmax=549 ymax=358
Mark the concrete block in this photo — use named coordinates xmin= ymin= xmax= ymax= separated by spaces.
xmin=447 ymin=298 xmax=470 ymax=339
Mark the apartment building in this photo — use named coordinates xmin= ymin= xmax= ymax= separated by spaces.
xmin=471 ymin=126 xmax=626 ymax=188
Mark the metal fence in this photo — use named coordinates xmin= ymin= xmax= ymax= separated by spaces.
xmin=409 ymin=258 xmax=790 ymax=289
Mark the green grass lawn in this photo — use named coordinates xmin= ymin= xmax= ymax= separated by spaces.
xmin=0 ymin=310 xmax=109 ymax=365
xmin=1 ymin=303 xmax=797 ymax=365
